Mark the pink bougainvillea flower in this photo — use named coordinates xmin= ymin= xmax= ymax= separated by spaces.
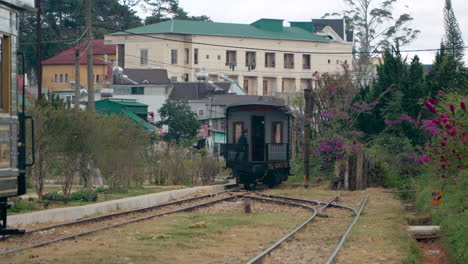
xmin=423 ymin=101 xmax=437 ymax=113
xmin=461 ymin=102 xmax=466 ymax=110
xmin=428 ymin=98 xmax=438 ymax=105
xmin=421 ymin=156 xmax=430 ymax=163
xmin=436 ymin=92 xmax=443 ymax=97
xmin=400 ymin=114 xmax=417 ymax=123
xmin=457 ymin=164 xmax=462 ymax=169
xmin=386 ymin=87 xmax=393 ymax=92
xmin=440 ymin=141 xmax=446 ymax=146
xmin=384 ymin=120 xmax=400 ymax=125
xmin=449 ymin=104 xmax=455 ymax=113
xmin=328 ymin=86 xmax=338 ymax=91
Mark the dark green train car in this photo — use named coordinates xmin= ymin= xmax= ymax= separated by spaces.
xmin=224 ymin=100 xmax=292 ymax=189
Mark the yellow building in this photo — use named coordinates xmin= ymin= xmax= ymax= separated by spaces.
xmin=42 ymin=39 xmax=116 ymax=92
xmin=105 ymin=19 xmax=353 ymax=95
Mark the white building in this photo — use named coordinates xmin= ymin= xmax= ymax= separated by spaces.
xmin=104 ymin=18 xmax=353 ymax=96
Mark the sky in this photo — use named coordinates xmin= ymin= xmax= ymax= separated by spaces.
xmin=137 ymin=0 xmax=468 ymax=65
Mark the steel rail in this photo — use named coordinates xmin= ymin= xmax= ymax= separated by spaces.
xmin=0 ymin=195 xmax=239 ymax=256
xmin=325 ymin=195 xmax=369 ymax=264
xmin=252 ymin=192 xmax=358 ymax=214
xmin=244 ymin=195 xmax=319 ymax=264
xmin=317 ymin=194 xmax=340 ymax=216
xmin=21 ymin=190 xmax=230 ymax=234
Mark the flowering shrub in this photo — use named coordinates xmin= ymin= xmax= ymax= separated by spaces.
xmin=420 ymin=98 xmax=467 ymax=183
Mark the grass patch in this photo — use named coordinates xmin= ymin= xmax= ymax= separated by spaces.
xmin=1 ymin=210 xmax=307 ymax=264
xmin=415 ymin=171 xmax=467 ymax=264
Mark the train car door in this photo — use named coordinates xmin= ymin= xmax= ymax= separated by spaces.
xmin=251 ymin=116 xmax=265 ymax=161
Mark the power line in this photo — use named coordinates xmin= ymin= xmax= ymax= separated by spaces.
xmin=94 ymin=24 xmax=468 ymax=55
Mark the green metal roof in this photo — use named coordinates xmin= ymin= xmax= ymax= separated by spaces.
xmin=113 ymin=19 xmax=330 ymax=42
xmin=109 ymin=100 xmax=149 ymax=107
xmin=121 ymin=110 xmax=156 ymax=131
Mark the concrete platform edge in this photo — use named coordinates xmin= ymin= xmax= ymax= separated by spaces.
xmin=8 ymin=184 xmax=226 ymax=226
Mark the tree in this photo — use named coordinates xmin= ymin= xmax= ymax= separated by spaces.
xmin=323 ymin=0 xmax=420 ymax=85
xmin=443 ymin=0 xmax=465 ymax=63
xmin=427 ymin=43 xmax=468 ymax=95
xmin=143 ymin=0 xmax=210 ymax=25
xmin=18 ymin=0 xmax=142 ymax=76
xmin=157 ymin=100 xmax=200 ymax=145
xmin=353 ymin=49 xmax=430 ymax=145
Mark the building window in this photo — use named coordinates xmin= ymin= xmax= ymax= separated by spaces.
xmin=118 ymin=44 xmax=125 ymax=68
xmin=265 ymin=53 xmax=275 ymax=68
xmin=65 ymin=73 xmax=69 ymax=83
xmin=303 ymin=54 xmax=311 ymax=69
xmin=243 ymin=79 xmax=249 ymax=94
xmin=233 ymin=121 xmax=244 ymax=144
xmin=284 ymin=54 xmax=294 ymax=69
xmin=184 ymin=48 xmax=189 ymax=64
xmin=65 ymin=95 xmax=75 ymax=105
xmin=60 ymin=74 xmax=63 ymax=83
xmin=194 ymin=48 xmax=199 ymax=64
xmin=328 ymin=59 xmax=331 ymax=64
xmin=95 ymin=74 xmax=100 ymax=83
xmin=171 ymin=49 xmax=178 ymax=65
xmin=54 ymin=74 xmax=58 ymax=83
xmin=140 ymin=49 xmax=148 ymax=65
xmin=344 ymin=60 xmax=348 ymax=64
xmin=131 ymin=86 xmax=144 ymax=95
xmin=263 ymin=80 xmax=268 ymax=96
xmin=336 ymin=59 xmax=339 ymax=64
xmin=198 ymin=109 xmax=205 ymax=117
xmin=272 ymin=122 xmax=283 ymax=143
xmin=206 ymin=54 xmax=210 ymax=59
xmin=245 ymin=51 xmax=256 ymax=67
xmin=226 ymin=50 xmax=237 ymax=65
xmin=217 ymin=55 xmax=221 ymax=60
xmin=171 ymin=76 xmax=177 ymax=82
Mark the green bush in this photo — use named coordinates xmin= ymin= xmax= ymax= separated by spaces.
xmin=7 ymin=199 xmax=39 ymax=213
xmin=42 ymin=192 xmax=67 ymax=202
xmin=70 ymin=189 xmax=98 ymax=202
xmin=95 ymin=187 xmax=108 ymax=193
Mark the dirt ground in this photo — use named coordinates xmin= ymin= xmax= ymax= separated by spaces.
xmin=2 ymin=184 xmax=417 ymax=264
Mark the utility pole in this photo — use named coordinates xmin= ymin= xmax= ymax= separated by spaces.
xmin=86 ymin=0 xmax=94 ymax=111
xmin=74 ymin=47 xmax=80 ymax=110
xmin=303 ymin=88 xmax=313 ymax=188
xmin=36 ymin=0 xmax=42 ymax=102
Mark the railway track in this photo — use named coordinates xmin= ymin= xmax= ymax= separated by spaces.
xmin=0 ymin=190 xmax=237 ymax=256
xmin=242 ymin=192 xmax=368 ymax=264
xmin=1 ymin=189 xmax=368 ymax=264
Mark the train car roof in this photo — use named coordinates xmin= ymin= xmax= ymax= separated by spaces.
xmin=225 ymin=96 xmax=292 ymax=115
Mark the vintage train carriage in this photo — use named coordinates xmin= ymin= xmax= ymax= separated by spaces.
xmin=0 ymin=0 xmax=35 ymax=236
xmin=225 ymin=100 xmax=292 ymax=189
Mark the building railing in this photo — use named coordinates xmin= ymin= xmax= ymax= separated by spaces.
xmin=224 ymin=143 xmax=289 ymax=162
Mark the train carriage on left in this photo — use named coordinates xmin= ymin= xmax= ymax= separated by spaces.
xmin=0 ymin=0 xmax=35 ymax=236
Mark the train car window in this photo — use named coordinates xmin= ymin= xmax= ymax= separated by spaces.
xmin=272 ymin=121 xmax=283 ymax=143
xmin=233 ymin=121 xmax=244 ymax=143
